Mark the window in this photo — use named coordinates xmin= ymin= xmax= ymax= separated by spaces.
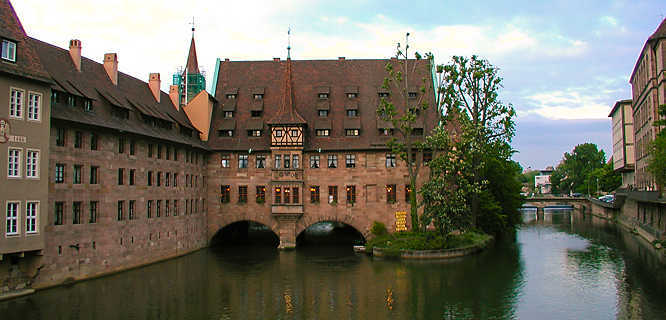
xmin=147 ymin=171 xmax=153 ymax=186
xmin=424 ymin=152 xmax=432 ymax=164
xmin=347 ymin=93 xmax=358 ymax=98
xmin=316 ymin=129 xmax=330 ymax=136
xmin=72 ymin=202 xmax=81 ymax=224
xmin=28 ymin=92 xmax=41 ymax=121
xmin=221 ymin=185 xmax=230 ymax=203
xmin=310 ymin=186 xmax=320 ymax=203
xmin=386 ymin=153 xmax=396 ymax=168
xmin=26 ymin=150 xmax=39 ymax=178
xmin=173 ymin=200 xmax=179 ymax=216
xmin=90 ymin=166 xmax=98 ymax=184
xmin=318 ymin=93 xmax=329 ymax=99
xmin=274 ymin=187 xmax=282 ymax=204
xmin=1 ymin=39 xmax=17 ymax=62
xmin=118 ymin=168 xmax=124 ymax=185
xmin=74 ymin=131 xmax=82 ymax=148
xmin=226 ymin=94 xmax=237 ymax=99
xmin=129 ymin=169 xmax=136 ymax=185
xmin=118 ymin=136 xmax=125 ymax=153
xmin=55 ymin=163 xmax=64 ymax=183
xmin=239 ymin=186 xmax=248 ymax=203
xmin=284 ymin=155 xmax=290 ymax=169
xmin=117 ymin=201 xmax=124 ymax=220
xmin=346 ymin=109 xmax=358 ymax=117
xmin=239 ymin=155 xmax=248 ymax=168
xmin=328 ymin=186 xmax=338 ymax=204
xmin=378 ymin=92 xmax=390 ymax=98
xmin=221 ymin=154 xmax=230 ymax=168
xmin=251 ymin=110 xmax=262 ymax=117
xmin=310 ymin=155 xmax=320 ymax=168
xmin=54 ymin=202 xmax=64 ymax=225
xmin=292 ymin=187 xmax=299 ymax=203
xmin=405 ymin=185 xmax=412 ymax=202
xmin=275 ymin=130 xmax=283 ymax=137
xmin=256 ymin=186 xmax=266 ymax=203
xmin=408 ymin=92 xmax=418 ymax=98
xmin=67 ymin=95 xmax=76 ymax=107
xmin=283 ymin=187 xmax=291 ymax=204
xmin=86 ymin=133 xmax=97 ymax=151
xmin=6 ymin=202 xmax=19 ymax=235
xmin=157 ymin=145 xmax=162 ymax=159
xmin=256 ymin=155 xmax=266 ymax=168
xmin=293 ymin=155 xmax=299 ymax=168
xmin=380 ymin=128 xmax=394 ymax=136
xmin=185 ymin=174 xmax=189 ymax=187
xmin=84 ymin=99 xmax=93 ymax=112
xmin=224 ymin=111 xmax=234 ymax=118
xmin=129 ymin=200 xmax=135 ymax=219
xmin=9 ymin=88 xmax=23 ymax=119
xmin=346 ymin=185 xmax=356 ymax=204
xmin=345 ymin=129 xmax=359 ymax=136
xmin=8 ymin=148 xmax=21 ymax=178
xmin=26 ymin=202 xmax=38 ymax=233
xmin=327 ymin=154 xmax=337 ymax=168
xmin=274 ymin=155 xmax=282 ymax=169
xmin=254 ymin=94 xmax=264 ymax=100
xmin=156 ymin=200 xmax=161 ymax=217
xmin=130 ymin=140 xmax=136 ymax=155
xmin=173 ymin=173 xmax=178 ymax=187
xmin=218 ymin=130 xmax=234 ymax=137
xmin=174 ymin=149 xmax=179 ymax=161
xmin=290 ymin=129 xmax=299 ymax=137
xmin=148 ymin=144 xmax=153 ymax=157
xmin=55 ymin=128 xmax=66 ymax=146
xmin=318 ymin=110 xmax=329 ymax=117
xmin=147 ymin=200 xmax=153 ymax=218
xmin=386 ymin=184 xmax=396 ymax=203
xmin=345 ymin=154 xmax=356 ymax=168
xmin=413 ymin=128 xmax=424 ymax=136
xmin=73 ymin=165 xmax=82 ymax=184
xmin=249 ymin=130 xmax=262 ymax=137
xmin=89 ymin=201 xmax=98 ymax=223
xmin=157 ymin=172 xmax=161 ymax=186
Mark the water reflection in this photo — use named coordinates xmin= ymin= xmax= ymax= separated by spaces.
xmin=2 ymin=209 xmax=665 ymax=319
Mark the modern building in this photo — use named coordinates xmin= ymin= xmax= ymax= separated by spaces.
xmin=0 ymin=0 xmax=52 ymax=293
xmin=609 ymin=99 xmax=635 ymax=188
xmin=534 ymin=166 xmax=553 ymax=194
xmin=629 ymin=18 xmax=665 ymax=191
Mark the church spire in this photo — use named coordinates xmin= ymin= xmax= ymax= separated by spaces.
xmin=268 ymin=58 xmax=306 ymax=125
xmin=185 ymin=25 xmax=200 ymax=75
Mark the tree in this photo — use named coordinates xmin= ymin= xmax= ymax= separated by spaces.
xmin=588 ymin=161 xmax=621 ymax=195
xmin=551 ymin=143 xmax=606 ymax=195
xmin=377 ymin=33 xmax=432 ymax=231
xmin=438 ymin=55 xmax=517 ymax=227
xmin=647 ymin=104 xmax=666 ymax=196
xmin=519 ymin=170 xmax=540 ymax=193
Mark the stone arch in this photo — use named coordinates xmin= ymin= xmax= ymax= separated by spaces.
xmin=209 ymin=216 xmax=279 ymax=244
xmin=295 ymin=214 xmax=371 ymax=242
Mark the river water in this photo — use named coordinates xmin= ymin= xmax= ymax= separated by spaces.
xmin=2 ymin=210 xmax=666 ymax=319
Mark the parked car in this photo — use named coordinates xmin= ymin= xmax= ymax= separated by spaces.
xmin=598 ymin=195 xmax=615 ymax=203
xmin=571 ymin=193 xmax=583 ymax=197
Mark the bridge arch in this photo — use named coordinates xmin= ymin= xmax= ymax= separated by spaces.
xmin=295 ymin=215 xmax=370 ymax=244
xmin=209 ymin=218 xmax=280 ymax=246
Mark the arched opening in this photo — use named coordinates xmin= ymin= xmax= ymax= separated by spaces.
xmin=211 ymin=221 xmax=279 ymax=247
xmin=296 ymin=221 xmax=365 ymax=247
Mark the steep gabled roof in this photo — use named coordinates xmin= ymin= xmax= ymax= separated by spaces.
xmin=0 ymin=0 xmax=50 ymax=83
xmin=267 ymin=58 xmax=306 ymax=125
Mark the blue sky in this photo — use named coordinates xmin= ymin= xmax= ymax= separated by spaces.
xmin=13 ymin=0 xmax=666 ymax=169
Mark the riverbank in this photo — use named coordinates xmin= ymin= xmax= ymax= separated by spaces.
xmin=366 ymin=231 xmax=493 ymax=259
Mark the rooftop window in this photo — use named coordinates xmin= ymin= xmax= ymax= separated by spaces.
xmin=1 ymin=39 xmax=16 ymax=62
xmin=318 ymin=93 xmax=329 ymax=100
xmin=253 ymin=94 xmax=263 ymax=100
xmin=226 ymin=94 xmax=237 ymax=99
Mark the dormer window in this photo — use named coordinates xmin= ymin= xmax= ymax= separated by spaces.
xmin=275 ymin=129 xmax=283 ymax=137
xmin=380 ymin=128 xmax=394 ymax=136
xmin=378 ymin=92 xmax=390 ymax=98
xmin=1 ymin=39 xmax=16 ymax=62
xmin=224 ymin=111 xmax=234 ymax=118
xmin=253 ymin=94 xmax=263 ymax=100
xmin=251 ymin=110 xmax=262 ymax=117
xmin=318 ymin=110 xmax=329 ymax=117
xmin=226 ymin=94 xmax=237 ymax=99
xmin=218 ymin=130 xmax=234 ymax=137
xmin=346 ymin=109 xmax=358 ymax=117
xmin=408 ymin=92 xmax=418 ymax=98
xmin=347 ymin=93 xmax=358 ymax=99
xmin=67 ymin=95 xmax=76 ymax=107
xmin=345 ymin=129 xmax=359 ymax=136
xmin=84 ymin=99 xmax=93 ymax=112
xmin=290 ymin=129 xmax=299 ymax=137
xmin=316 ymin=129 xmax=330 ymax=136
xmin=248 ymin=130 xmax=262 ymax=137
xmin=318 ymin=93 xmax=329 ymax=100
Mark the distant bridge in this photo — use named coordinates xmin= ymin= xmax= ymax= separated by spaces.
xmin=522 ymin=196 xmax=588 ymax=213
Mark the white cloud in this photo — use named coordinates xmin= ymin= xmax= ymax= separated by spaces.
xmin=523 ymin=89 xmax=613 ymax=120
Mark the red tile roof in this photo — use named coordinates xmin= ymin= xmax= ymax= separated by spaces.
xmin=267 ymin=58 xmax=306 ymax=125
xmin=0 ymin=0 xmax=51 ymax=83
xmin=209 ymin=58 xmax=437 ymax=151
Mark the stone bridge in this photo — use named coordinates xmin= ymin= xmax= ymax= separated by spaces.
xmin=523 ymin=196 xmax=589 ymax=213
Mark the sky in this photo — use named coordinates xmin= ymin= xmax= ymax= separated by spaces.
xmin=11 ymin=0 xmax=666 ymax=170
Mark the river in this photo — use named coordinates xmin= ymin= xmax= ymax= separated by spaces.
xmin=1 ymin=210 xmax=665 ymax=319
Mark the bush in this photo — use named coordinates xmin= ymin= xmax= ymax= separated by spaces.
xmin=370 ymin=221 xmax=388 ymax=237
xmin=366 ymin=231 xmax=490 ymax=252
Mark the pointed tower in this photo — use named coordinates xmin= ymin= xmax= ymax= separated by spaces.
xmin=173 ymin=22 xmax=206 ymax=106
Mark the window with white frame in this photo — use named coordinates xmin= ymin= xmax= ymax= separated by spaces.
xmin=9 ymin=88 xmax=23 ymax=119
xmin=1 ymin=39 xmax=16 ymax=62
xmin=8 ymin=148 xmax=21 ymax=178
xmin=26 ymin=201 xmax=38 ymax=233
xmin=28 ymin=92 xmax=41 ymax=121
xmin=26 ymin=150 xmax=39 ymax=178
xmin=6 ymin=202 xmax=19 ymax=236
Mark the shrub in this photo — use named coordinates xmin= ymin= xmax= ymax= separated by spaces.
xmin=371 ymin=221 xmax=388 ymax=237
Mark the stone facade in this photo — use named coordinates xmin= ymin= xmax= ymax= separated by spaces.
xmin=609 ymin=99 xmax=635 ymax=188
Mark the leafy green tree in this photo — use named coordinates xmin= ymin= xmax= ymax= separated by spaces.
xmin=551 ymin=143 xmax=606 ymax=195
xmin=477 ymin=156 xmax=524 ymax=235
xmin=588 ymin=161 xmax=621 ymax=194
xmin=519 ymin=170 xmax=540 ymax=193
xmin=648 ymin=104 xmax=666 ymax=196
xmin=438 ymin=55 xmax=516 ymax=227
xmin=377 ymin=34 xmax=432 ymax=231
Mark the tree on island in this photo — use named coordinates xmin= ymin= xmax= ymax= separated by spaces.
xmin=647 ymin=104 xmax=666 ymax=196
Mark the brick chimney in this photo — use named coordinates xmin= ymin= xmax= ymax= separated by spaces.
xmin=148 ymin=73 xmax=161 ymax=103
xmin=103 ymin=53 xmax=118 ymax=85
xmin=169 ymin=85 xmax=180 ymax=110
xmin=69 ymin=39 xmax=82 ymax=72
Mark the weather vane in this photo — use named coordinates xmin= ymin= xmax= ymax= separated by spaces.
xmin=190 ymin=17 xmax=195 ymax=34
xmin=287 ymin=26 xmax=292 ymax=59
